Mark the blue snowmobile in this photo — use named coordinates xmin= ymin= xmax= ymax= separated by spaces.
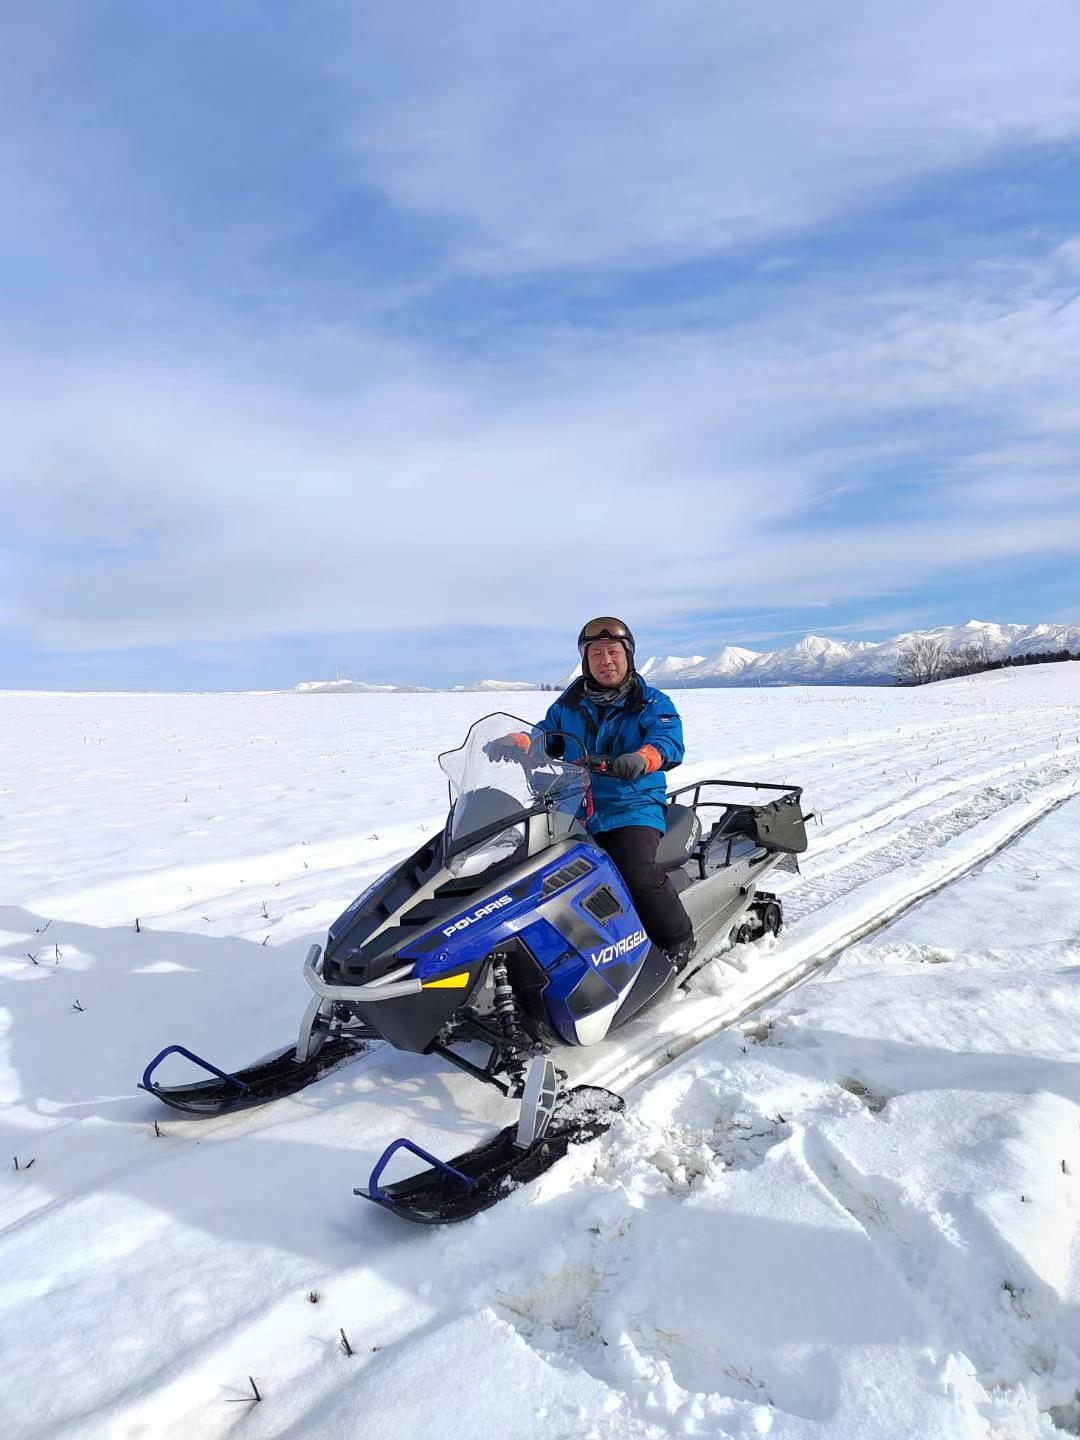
xmin=141 ymin=712 xmax=807 ymax=1223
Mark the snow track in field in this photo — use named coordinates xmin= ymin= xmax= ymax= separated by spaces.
xmin=15 ymin=733 xmax=1067 ymax=1369
xmin=574 ymin=727 xmax=1080 ymax=1099
xmin=4 ymin=665 xmax=1080 ymax=1440
xmin=795 ymin=740 xmax=1080 ymax=880
xmin=585 ymin=778 xmax=1080 ymax=1100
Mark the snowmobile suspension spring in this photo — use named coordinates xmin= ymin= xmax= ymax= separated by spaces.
xmin=491 ymin=954 xmax=522 ymax=1038
xmin=490 ymin=953 xmax=528 ymax=1088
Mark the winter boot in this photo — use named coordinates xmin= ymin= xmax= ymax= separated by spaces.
xmin=665 ymin=934 xmax=697 ymax=974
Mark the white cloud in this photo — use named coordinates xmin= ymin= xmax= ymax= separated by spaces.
xmin=1055 ymin=237 xmax=1080 ymax=274
xmin=335 ymin=0 xmax=1080 ymax=271
xmin=5 ymin=5 xmax=1079 ymax=685
xmin=3 ymin=240 xmax=1080 ymax=655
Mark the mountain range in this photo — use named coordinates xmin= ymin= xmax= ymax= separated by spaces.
xmin=629 ymin=620 xmax=1080 ymax=688
xmin=295 ymin=620 xmax=1080 ymax=694
xmin=294 ymin=677 xmax=534 ymax=694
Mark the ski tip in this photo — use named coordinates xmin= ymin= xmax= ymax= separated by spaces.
xmin=356 ymin=1085 xmax=625 ymax=1224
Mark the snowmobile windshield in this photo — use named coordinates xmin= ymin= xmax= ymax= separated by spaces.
xmin=438 ymin=713 xmax=590 ymax=872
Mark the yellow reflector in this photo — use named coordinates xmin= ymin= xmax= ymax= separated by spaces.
xmin=421 ymin=972 xmax=471 ymax=990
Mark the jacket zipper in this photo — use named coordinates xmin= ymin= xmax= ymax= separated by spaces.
xmin=582 ymin=701 xmax=600 ymax=756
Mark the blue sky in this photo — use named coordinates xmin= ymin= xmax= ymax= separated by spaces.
xmin=3 ymin=1 xmax=1080 ymax=689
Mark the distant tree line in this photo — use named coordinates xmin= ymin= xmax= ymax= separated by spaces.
xmin=896 ymin=639 xmax=1079 ymax=686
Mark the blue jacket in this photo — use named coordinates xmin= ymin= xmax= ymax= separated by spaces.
xmin=537 ymin=675 xmax=685 ymax=834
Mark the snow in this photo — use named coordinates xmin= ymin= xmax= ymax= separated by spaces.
xmin=3 ymin=664 xmax=1080 ymax=1438
xmin=633 ymin=620 xmax=1080 ymax=688
xmin=464 ymin=679 xmax=542 ymax=691
xmin=294 ymin=680 xmax=434 ymax=693
xmin=666 ymin=647 xmax=759 ymax=683
xmin=302 ymin=621 xmax=1079 ymax=692
xmin=639 ymin=655 xmax=709 ymax=681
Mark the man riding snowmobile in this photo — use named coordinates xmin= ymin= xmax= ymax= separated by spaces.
xmin=486 ymin=616 xmax=696 ymax=970
xmin=142 ymin=673 xmax=808 ymax=1221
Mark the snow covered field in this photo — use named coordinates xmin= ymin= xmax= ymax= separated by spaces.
xmin=2 ymin=664 xmax=1080 ymax=1438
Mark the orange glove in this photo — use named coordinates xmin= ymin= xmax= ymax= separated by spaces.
xmin=483 ymin=733 xmax=532 ymax=763
xmin=609 ymin=746 xmax=662 ymax=780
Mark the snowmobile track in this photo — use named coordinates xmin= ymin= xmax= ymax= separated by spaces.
xmin=787 ymin=748 xmax=1080 ymax=923
xmin=584 ymin=777 xmax=1080 ymax=1102
xmin=797 ymin=739 xmax=1080 ymax=883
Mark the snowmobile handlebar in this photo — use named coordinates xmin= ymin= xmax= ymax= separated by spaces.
xmin=538 ymin=733 xmax=628 ymax=778
xmin=483 ymin=732 xmax=630 ymax=780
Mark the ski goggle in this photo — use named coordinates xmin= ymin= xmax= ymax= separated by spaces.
xmin=577 ymin=617 xmax=635 ymax=654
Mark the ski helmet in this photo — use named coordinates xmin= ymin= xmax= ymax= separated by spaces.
xmin=577 ymin=616 xmax=636 ymax=678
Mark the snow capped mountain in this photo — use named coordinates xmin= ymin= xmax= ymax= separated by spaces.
xmin=748 ymin=635 xmax=859 ymax=683
xmin=299 ymin=677 xmax=544 ymax=694
xmin=688 ymin=645 xmax=759 ymax=678
xmin=839 ymin=620 xmax=1080 ymax=683
xmin=626 ymin=620 xmax=1080 ymax=689
xmin=294 ymin=679 xmax=433 ymax=693
xmin=638 ymin=654 xmax=706 ymax=683
xmin=454 ymin=679 xmax=543 ymax=692
xmin=297 ymin=622 xmax=1078 ymax=694
xmin=621 ymin=647 xmax=760 ymax=687
xmin=653 ymin=647 xmax=758 ymax=684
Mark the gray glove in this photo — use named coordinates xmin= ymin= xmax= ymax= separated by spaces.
xmin=483 ymin=733 xmax=532 ymax=763
xmin=610 ymin=751 xmax=649 ymax=781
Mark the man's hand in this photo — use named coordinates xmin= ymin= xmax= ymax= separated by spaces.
xmin=483 ymin=733 xmax=532 ymax=763
xmin=609 ymin=751 xmax=649 ymax=780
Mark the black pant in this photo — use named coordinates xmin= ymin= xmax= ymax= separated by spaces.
xmin=595 ymin=826 xmax=693 ymax=952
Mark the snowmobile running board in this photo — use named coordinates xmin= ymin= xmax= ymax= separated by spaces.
xmin=139 ymin=1036 xmax=368 ymax=1116
xmin=357 ymin=1085 xmax=625 ymax=1224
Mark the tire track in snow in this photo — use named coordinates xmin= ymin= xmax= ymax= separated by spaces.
xmin=581 ymin=776 xmax=1080 ymax=1100
xmin=798 ymin=740 xmax=1080 ymax=881
xmin=787 ymin=749 xmax=1080 ymax=924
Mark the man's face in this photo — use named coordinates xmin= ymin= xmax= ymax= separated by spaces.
xmin=586 ymin=638 xmax=629 ymax=687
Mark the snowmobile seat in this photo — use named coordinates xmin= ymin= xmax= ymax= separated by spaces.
xmin=656 ymin=803 xmax=700 ymax=870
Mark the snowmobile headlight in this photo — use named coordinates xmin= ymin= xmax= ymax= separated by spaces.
xmin=447 ymin=822 xmax=525 ymax=878
xmin=340 ymin=866 xmax=393 ymax=919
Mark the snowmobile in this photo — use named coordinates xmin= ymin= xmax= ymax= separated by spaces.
xmin=140 ymin=712 xmax=807 ymax=1223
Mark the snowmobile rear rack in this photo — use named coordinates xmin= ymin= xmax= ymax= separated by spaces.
xmin=669 ymin=777 xmax=803 ymax=803
xmin=667 ymin=779 xmax=807 ymax=864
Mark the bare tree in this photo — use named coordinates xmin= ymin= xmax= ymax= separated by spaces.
xmin=943 ymin=640 xmax=993 ymax=678
xmin=896 ymin=638 xmax=948 ymax=685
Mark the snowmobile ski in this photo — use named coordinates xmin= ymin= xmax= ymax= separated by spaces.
xmin=139 ymin=1035 xmax=371 ymax=1116
xmin=357 ymin=1085 xmax=624 ymax=1224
